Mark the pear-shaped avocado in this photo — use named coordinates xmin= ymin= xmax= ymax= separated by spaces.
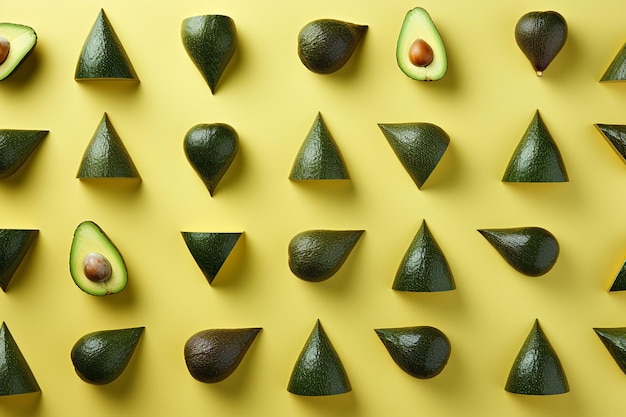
xmin=514 ymin=11 xmax=567 ymax=77
xmin=396 ymin=7 xmax=447 ymax=81
xmin=505 ymin=319 xmax=569 ymax=395
xmin=71 ymin=327 xmax=144 ymax=385
xmin=184 ymin=328 xmax=261 ymax=383
xmin=601 ymin=42 xmax=626 ymax=82
xmin=184 ymin=123 xmax=238 ymax=196
xmin=181 ymin=15 xmax=237 ymax=93
xmin=297 ymin=19 xmax=367 ymax=74
xmin=0 ymin=322 xmax=40 ymax=396
xmin=378 ymin=122 xmax=449 ymax=189
xmin=0 ymin=229 xmax=38 ymax=291
xmin=0 ymin=130 xmax=48 ymax=179
xmin=375 ymin=326 xmax=451 ymax=379
xmin=181 ymin=232 xmax=242 ymax=285
xmin=502 ymin=110 xmax=568 ymax=182
xmin=595 ymin=124 xmax=626 ymax=164
xmin=478 ymin=227 xmax=559 ymax=277
xmin=594 ymin=327 xmax=626 ymax=374
xmin=288 ymin=320 xmax=351 ymax=396
xmin=0 ymin=23 xmax=37 ymax=81
xmin=393 ymin=220 xmax=455 ymax=292
xmin=288 ymin=229 xmax=363 ymax=282
xmin=289 ymin=113 xmax=350 ymax=180
xmin=75 ymin=9 xmax=138 ymax=81
xmin=77 ymin=113 xmax=140 ymax=179
xmin=608 ymin=258 xmax=626 ymax=292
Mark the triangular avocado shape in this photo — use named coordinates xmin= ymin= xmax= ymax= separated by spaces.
xmin=181 ymin=232 xmax=242 ymax=285
xmin=0 ymin=229 xmax=38 ymax=291
xmin=0 ymin=322 xmax=40 ymax=396
xmin=595 ymin=124 xmax=626 ymax=164
xmin=378 ymin=122 xmax=449 ymax=189
xmin=392 ymin=220 xmax=455 ymax=292
xmin=77 ymin=113 xmax=140 ymax=179
xmin=505 ymin=319 xmax=569 ymax=395
xmin=0 ymin=130 xmax=48 ymax=179
xmin=594 ymin=327 xmax=626 ymax=374
xmin=502 ymin=110 xmax=568 ymax=182
xmin=287 ymin=320 xmax=351 ymax=396
xmin=289 ymin=113 xmax=350 ymax=180
xmin=75 ymin=9 xmax=138 ymax=80
xmin=601 ymin=42 xmax=626 ymax=82
xmin=478 ymin=227 xmax=559 ymax=277
xmin=608 ymin=258 xmax=626 ymax=292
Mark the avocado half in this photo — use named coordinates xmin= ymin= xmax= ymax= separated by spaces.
xmin=0 ymin=23 xmax=37 ymax=81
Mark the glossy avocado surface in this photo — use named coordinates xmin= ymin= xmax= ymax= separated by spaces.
xmin=514 ymin=11 xmax=567 ymax=76
xmin=0 ymin=322 xmax=40 ymax=396
xmin=0 ymin=229 xmax=38 ymax=291
xmin=0 ymin=130 xmax=48 ymax=179
xmin=181 ymin=232 xmax=242 ymax=285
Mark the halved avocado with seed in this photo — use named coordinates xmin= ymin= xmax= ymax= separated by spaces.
xmin=0 ymin=23 xmax=37 ymax=81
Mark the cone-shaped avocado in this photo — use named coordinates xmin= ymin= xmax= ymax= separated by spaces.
xmin=297 ymin=19 xmax=367 ymax=74
xmin=181 ymin=232 xmax=242 ymax=285
xmin=0 ymin=23 xmax=37 ymax=81
xmin=393 ymin=220 xmax=455 ymax=292
xmin=502 ymin=110 xmax=568 ymax=182
xmin=478 ymin=227 xmax=559 ymax=277
xmin=75 ymin=9 xmax=138 ymax=80
xmin=0 ymin=130 xmax=48 ymax=179
xmin=601 ymin=42 xmax=626 ymax=82
xmin=378 ymin=122 xmax=449 ymax=189
xmin=594 ymin=327 xmax=626 ymax=374
xmin=514 ymin=11 xmax=567 ymax=77
xmin=608 ymin=258 xmax=626 ymax=292
xmin=184 ymin=328 xmax=261 ymax=383
xmin=0 ymin=322 xmax=40 ymax=396
xmin=505 ymin=319 xmax=569 ymax=395
xmin=184 ymin=123 xmax=238 ymax=196
xmin=375 ymin=326 xmax=451 ymax=379
xmin=289 ymin=113 xmax=350 ymax=180
xmin=77 ymin=113 xmax=140 ymax=179
xmin=71 ymin=327 xmax=144 ymax=385
xmin=595 ymin=124 xmax=626 ymax=163
xmin=181 ymin=15 xmax=237 ymax=93
xmin=0 ymin=229 xmax=38 ymax=291
xmin=288 ymin=320 xmax=351 ymax=396
xmin=288 ymin=229 xmax=363 ymax=282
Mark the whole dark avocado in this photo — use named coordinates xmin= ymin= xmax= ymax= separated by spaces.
xmin=515 ymin=11 xmax=567 ymax=76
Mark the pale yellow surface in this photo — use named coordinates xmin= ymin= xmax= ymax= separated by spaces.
xmin=0 ymin=0 xmax=625 ymax=416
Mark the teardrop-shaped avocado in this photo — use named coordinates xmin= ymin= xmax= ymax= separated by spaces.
xmin=378 ymin=122 xmax=449 ymax=189
xmin=181 ymin=232 xmax=242 ymax=285
xmin=393 ymin=220 xmax=455 ymax=292
xmin=71 ymin=327 xmax=144 ymax=385
xmin=601 ymin=42 xmax=626 ymax=82
xmin=184 ymin=328 xmax=261 ymax=383
xmin=478 ymin=227 xmax=559 ymax=277
xmin=0 ymin=23 xmax=37 ymax=82
xmin=75 ymin=9 xmax=138 ymax=81
xmin=514 ymin=11 xmax=567 ymax=77
xmin=288 ymin=320 xmax=351 ymax=396
xmin=0 ymin=229 xmax=38 ymax=291
xmin=0 ymin=130 xmax=48 ymax=179
xmin=288 ymin=229 xmax=363 ymax=282
xmin=297 ymin=19 xmax=367 ymax=74
xmin=505 ymin=319 xmax=569 ymax=395
xmin=595 ymin=124 xmax=626 ymax=163
xmin=375 ymin=326 xmax=451 ymax=379
xmin=289 ymin=113 xmax=350 ymax=180
xmin=502 ymin=110 xmax=568 ymax=182
xmin=77 ymin=113 xmax=140 ymax=179
xmin=594 ymin=327 xmax=626 ymax=374
xmin=608 ymin=257 xmax=626 ymax=292
xmin=0 ymin=322 xmax=40 ymax=396
xmin=181 ymin=15 xmax=237 ymax=93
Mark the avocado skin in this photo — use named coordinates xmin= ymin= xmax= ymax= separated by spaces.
xmin=0 ymin=229 xmax=38 ymax=291
xmin=0 ymin=130 xmax=48 ymax=179
xmin=515 ymin=11 xmax=567 ymax=76
xmin=181 ymin=232 xmax=242 ymax=285
xmin=609 ymin=259 xmax=626 ymax=292
xmin=594 ymin=327 xmax=626 ymax=374
xmin=0 ymin=322 xmax=40 ymax=396
xmin=595 ymin=124 xmax=626 ymax=163
xmin=601 ymin=43 xmax=626 ymax=81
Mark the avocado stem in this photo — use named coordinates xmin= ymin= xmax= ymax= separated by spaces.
xmin=0 ymin=36 xmax=10 ymax=65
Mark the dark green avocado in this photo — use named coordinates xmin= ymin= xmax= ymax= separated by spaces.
xmin=0 ymin=322 xmax=40 ymax=396
xmin=0 ymin=130 xmax=48 ymax=179
xmin=514 ymin=11 xmax=567 ymax=76
xmin=0 ymin=229 xmax=38 ymax=291
xmin=595 ymin=124 xmax=626 ymax=164
xmin=181 ymin=232 xmax=242 ymax=285
xmin=0 ymin=23 xmax=37 ymax=81
xmin=594 ymin=327 xmax=626 ymax=374
xmin=601 ymin=42 xmax=626 ymax=82
xmin=609 ymin=258 xmax=626 ymax=292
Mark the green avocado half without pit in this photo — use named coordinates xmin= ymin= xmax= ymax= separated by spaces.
xmin=181 ymin=232 xmax=242 ymax=285
xmin=69 ymin=221 xmax=127 ymax=296
xmin=594 ymin=327 xmax=626 ymax=374
xmin=0 ymin=322 xmax=40 ymax=396
xmin=71 ymin=327 xmax=144 ymax=385
xmin=595 ymin=124 xmax=626 ymax=164
xmin=601 ymin=42 xmax=626 ymax=82
xmin=514 ymin=11 xmax=567 ymax=77
xmin=0 ymin=130 xmax=48 ymax=179
xmin=0 ymin=229 xmax=38 ymax=291
xmin=0 ymin=23 xmax=37 ymax=81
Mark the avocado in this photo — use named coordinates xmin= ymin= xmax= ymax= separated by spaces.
xmin=395 ymin=7 xmax=447 ymax=81
xmin=375 ymin=326 xmax=451 ymax=379
xmin=393 ymin=220 xmax=455 ymax=292
xmin=71 ymin=327 xmax=144 ymax=384
xmin=514 ymin=11 xmax=567 ymax=77
xmin=601 ymin=42 xmax=626 ymax=82
xmin=594 ymin=327 xmax=626 ymax=374
xmin=505 ymin=319 xmax=569 ymax=395
xmin=69 ymin=221 xmax=127 ymax=296
xmin=77 ymin=113 xmax=140 ymax=179
xmin=288 ymin=229 xmax=363 ymax=282
xmin=378 ymin=122 xmax=449 ymax=189
xmin=181 ymin=232 xmax=242 ymax=285
xmin=0 ymin=322 xmax=40 ymax=396
xmin=0 ymin=229 xmax=38 ymax=291
xmin=478 ymin=227 xmax=559 ymax=277
xmin=0 ymin=130 xmax=48 ymax=179
xmin=184 ymin=123 xmax=238 ymax=196
xmin=297 ymin=19 xmax=367 ymax=74
xmin=184 ymin=328 xmax=261 ymax=383
xmin=502 ymin=110 xmax=568 ymax=182
xmin=608 ymin=257 xmax=626 ymax=292
xmin=595 ymin=124 xmax=626 ymax=163
xmin=181 ymin=15 xmax=237 ymax=93
xmin=0 ymin=23 xmax=36 ymax=81
xmin=288 ymin=320 xmax=351 ymax=396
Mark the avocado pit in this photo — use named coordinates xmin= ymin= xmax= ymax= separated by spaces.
xmin=0 ymin=36 xmax=10 ymax=65
xmin=83 ymin=252 xmax=112 ymax=283
xmin=408 ymin=38 xmax=433 ymax=67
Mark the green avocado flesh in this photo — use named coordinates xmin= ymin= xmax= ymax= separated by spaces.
xmin=515 ymin=11 xmax=567 ymax=77
xmin=0 ymin=322 xmax=40 ymax=396
xmin=0 ymin=229 xmax=38 ymax=291
xmin=601 ymin=42 xmax=626 ymax=82
xmin=0 ymin=23 xmax=36 ymax=81
xmin=594 ymin=327 xmax=626 ymax=374
xmin=69 ymin=221 xmax=127 ymax=296
xmin=71 ymin=327 xmax=144 ymax=384
xmin=181 ymin=232 xmax=242 ymax=285
xmin=0 ymin=130 xmax=48 ymax=179
xmin=595 ymin=124 xmax=626 ymax=164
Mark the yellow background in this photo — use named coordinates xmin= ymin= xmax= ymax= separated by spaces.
xmin=1 ymin=0 xmax=626 ymax=416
